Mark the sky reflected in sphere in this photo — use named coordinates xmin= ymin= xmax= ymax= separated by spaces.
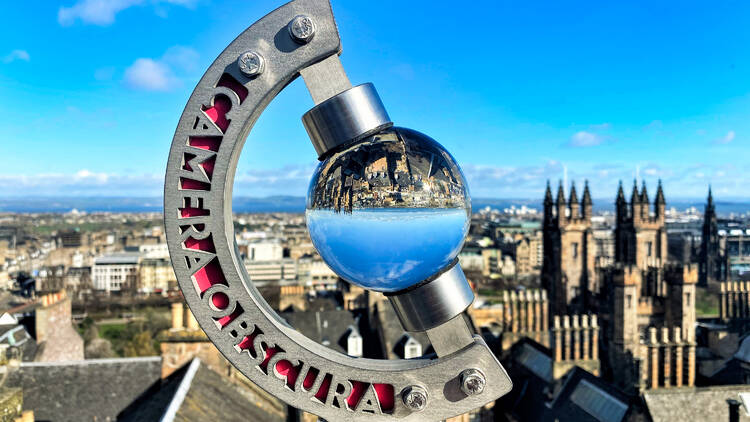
xmin=306 ymin=127 xmax=471 ymax=292
xmin=307 ymin=208 xmax=469 ymax=291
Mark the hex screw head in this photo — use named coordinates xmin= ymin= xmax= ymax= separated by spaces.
xmin=460 ymin=369 xmax=486 ymax=396
xmin=288 ymin=15 xmax=316 ymax=44
xmin=402 ymin=385 xmax=428 ymax=412
xmin=237 ymin=51 xmax=265 ymax=77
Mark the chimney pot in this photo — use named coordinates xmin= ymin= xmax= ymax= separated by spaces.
xmin=649 ymin=327 xmax=658 ymax=344
xmin=171 ymin=302 xmax=184 ymax=330
xmin=727 ymin=399 xmax=741 ymax=422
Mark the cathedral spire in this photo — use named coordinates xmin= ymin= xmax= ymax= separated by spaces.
xmin=616 ymin=181 xmax=626 ymax=204
xmin=655 ymin=180 xmax=666 ymax=205
xmin=631 ymin=179 xmax=641 ymax=203
xmin=582 ymin=180 xmax=593 ymax=206
xmin=708 ymin=185 xmax=714 ymax=207
xmin=556 ymin=181 xmax=566 ymax=205
xmin=640 ymin=181 xmax=649 ymax=204
xmin=568 ymin=182 xmax=579 ymax=205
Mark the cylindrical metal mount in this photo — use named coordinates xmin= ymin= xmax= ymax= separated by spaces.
xmin=302 ymin=83 xmax=392 ymax=159
xmin=386 ymin=262 xmax=474 ymax=332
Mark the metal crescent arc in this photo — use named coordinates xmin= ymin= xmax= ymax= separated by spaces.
xmin=164 ymin=0 xmax=511 ymax=420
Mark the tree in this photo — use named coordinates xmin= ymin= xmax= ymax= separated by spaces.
xmin=123 ymin=331 xmax=156 ymax=357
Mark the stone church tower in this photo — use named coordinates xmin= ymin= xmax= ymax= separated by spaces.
xmin=543 ymin=181 xmax=596 ymax=316
xmin=700 ymin=187 xmax=727 ymax=287
xmin=614 ymin=180 xmax=668 ymax=297
xmin=615 ymin=180 xmax=667 ymax=270
xmin=603 ymin=182 xmax=697 ymax=393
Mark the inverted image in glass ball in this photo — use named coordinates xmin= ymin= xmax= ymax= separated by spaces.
xmin=306 ymin=127 xmax=471 ymax=292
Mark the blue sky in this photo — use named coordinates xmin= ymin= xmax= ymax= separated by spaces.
xmin=1 ymin=0 xmax=749 ymax=200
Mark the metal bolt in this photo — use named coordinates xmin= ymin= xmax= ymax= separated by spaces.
xmin=402 ymin=385 xmax=427 ymax=412
xmin=460 ymin=369 xmax=486 ymax=396
xmin=237 ymin=51 xmax=265 ymax=77
xmin=288 ymin=15 xmax=316 ymax=44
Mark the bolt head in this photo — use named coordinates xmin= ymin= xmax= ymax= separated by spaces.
xmin=460 ymin=369 xmax=486 ymax=396
xmin=402 ymin=386 xmax=427 ymax=412
xmin=237 ymin=51 xmax=265 ymax=77
xmin=288 ymin=15 xmax=316 ymax=44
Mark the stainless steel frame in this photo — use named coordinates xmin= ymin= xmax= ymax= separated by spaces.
xmin=164 ymin=1 xmax=511 ymax=420
xmin=386 ymin=262 xmax=474 ymax=332
xmin=303 ymin=83 xmax=393 ymax=158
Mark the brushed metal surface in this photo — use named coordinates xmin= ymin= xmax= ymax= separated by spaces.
xmin=164 ymin=1 xmax=511 ymax=420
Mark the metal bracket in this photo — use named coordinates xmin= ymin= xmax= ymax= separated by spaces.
xmin=164 ymin=0 xmax=511 ymax=420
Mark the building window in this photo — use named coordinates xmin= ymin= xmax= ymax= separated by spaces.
xmin=572 ymin=243 xmax=579 ymax=259
xmin=647 ymin=241 xmax=653 ymax=257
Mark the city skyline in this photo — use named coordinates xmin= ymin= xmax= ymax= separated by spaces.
xmin=1 ymin=1 xmax=749 ymax=199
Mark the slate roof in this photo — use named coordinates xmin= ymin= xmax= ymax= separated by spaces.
xmin=500 ymin=338 xmax=633 ymax=422
xmin=281 ymin=309 xmax=356 ymax=354
xmin=549 ymin=367 xmax=631 ymax=422
xmin=644 ymin=385 xmax=750 ymax=422
xmin=375 ymin=299 xmax=433 ymax=359
xmin=7 ymin=356 xmax=162 ymax=422
xmin=120 ymin=358 xmax=286 ymax=422
xmin=94 ymin=252 xmax=141 ymax=265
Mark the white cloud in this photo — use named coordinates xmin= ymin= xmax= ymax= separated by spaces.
xmin=58 ymin=0 xmax=198 ymax=26
xmin=569 ymin=131 xmax=605 ymax=147
xmin=124 ymin=58 xmax=173 ymax=91
xmin=714 ymin=130 xmax=735 ymax=144
xmin=123 ymin=46 xmax=198 ymax=91
xmin=234 ymin=164 xmax=318 ymax=197
xmin=3 ymin=50 xmax=30 ymax=63
xmin=161 ymin=46 xmax=200 ymax=72
xmin=59 ymin=0 xmax=143 ymax=26
xmin=0 ymin=161 xmax=747 ymax=199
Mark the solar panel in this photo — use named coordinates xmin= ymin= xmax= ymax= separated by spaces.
xmin=517 ymin=343 xmax=552 ymax=382
xmin=570 ymin=379 xmax=628 ymax=422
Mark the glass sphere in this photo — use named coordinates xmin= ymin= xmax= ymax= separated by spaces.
xmin=306 ymin=127 xmax=471 ymax=292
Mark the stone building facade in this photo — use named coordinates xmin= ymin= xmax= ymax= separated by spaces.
xmin=542 ymin=181 xmax=596 ymax=316
xmin=604 ymin=263 xmax=697 ymax=393
xmin=614 ymin=181 xmax=667 ymax=274
xmin=470 ymin=289 xmax=549 ymax=351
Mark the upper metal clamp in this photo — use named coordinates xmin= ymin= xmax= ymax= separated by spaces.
xmin=302 ymin=83 xmax=393 ymax=159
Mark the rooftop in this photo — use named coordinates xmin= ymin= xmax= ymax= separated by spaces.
xmin=94 ymin=252 xmax=141 ymax=265
xmin=644 ymin=385 xmax=750 ymax=422
xmin=8 ymin=356 xmax=162 ymax=421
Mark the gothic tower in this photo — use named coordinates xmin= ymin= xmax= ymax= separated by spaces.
xmin=543 ymin=181 xmax=596 ymax=316
xmin=700 ymin=187 xmax=727 ymax=287
xmin=614 ymin=180 xmax=667 ymax=273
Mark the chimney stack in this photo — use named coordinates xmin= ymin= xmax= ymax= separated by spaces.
xmin=171 ymin=302 xmax=184 ymax=330
xmin=186 ymin=307 xmax=199 ymax=330
xmin=581 ymin=315 xmax=590 ymax=360
xmin=727 ymin=399 xmax=741 ymax=422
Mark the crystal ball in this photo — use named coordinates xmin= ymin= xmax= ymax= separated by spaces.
xmin=306 ymin=127 xmax=471 ymax=292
